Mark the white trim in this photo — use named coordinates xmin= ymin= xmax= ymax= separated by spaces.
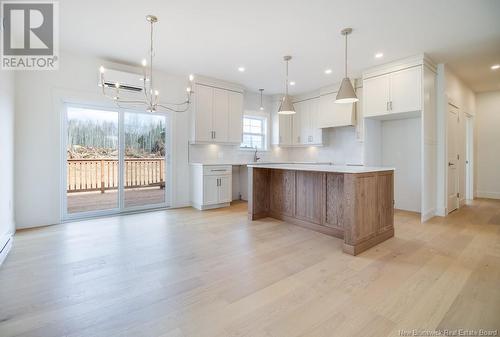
xmin=421 ymin=208 xmax=436 ymax=222
xmin=436 ymin=207 xmax=447 ymax=217
xmin=191 ymin=202 xmax=230 ymax=210
xmin=60 ymin=101 xmax=171 ymax=221
xmin=465 ymin=114 xmax=474 ymax=200
xmin=241 ymin=113 xmax=269 ymax=151
xmin=362 ymin=54 xmax=437 ymax=79
xmin=0 ymin=234 xmax=13 ymax=267
xmin=193 ymin=75 xmax=244 ymax=93
xmin=476 ymin=191 xmax=500 ymax=200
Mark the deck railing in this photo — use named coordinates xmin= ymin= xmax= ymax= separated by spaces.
xmin=67 ymin=158 xmax=165 ymax=193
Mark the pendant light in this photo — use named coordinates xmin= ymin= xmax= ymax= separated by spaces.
xmin=336 ymin=28 xmax=358 ymax=104
xmin=259 ymin=88 xmax=265 ymax=111
xmin=278 ymin=55 xmax=295 ymax=114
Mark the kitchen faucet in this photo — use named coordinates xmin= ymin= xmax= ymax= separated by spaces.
xmin=253 ymin=148 xmax=261 ymax=162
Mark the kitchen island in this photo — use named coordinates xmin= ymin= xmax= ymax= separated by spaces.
xmin=247 ymin=164 xmax=395 ymax=255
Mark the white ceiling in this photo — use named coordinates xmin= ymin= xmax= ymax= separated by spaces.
xmin=60 ymin=0 xmax=500 ymax=94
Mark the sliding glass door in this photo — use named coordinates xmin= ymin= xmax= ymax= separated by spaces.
xmin=123 ymin=112 xmax=167 ymax=209
xmin=64 ymin=105 xmax=169 ymax=219
xmin=66 ymin=106 xmax=120 ymax=214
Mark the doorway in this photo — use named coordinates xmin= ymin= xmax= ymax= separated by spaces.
xmin=447 ymin=103 xmax=459 ymax=213
xmin=63 ymin=104 xmax=169 ymax=220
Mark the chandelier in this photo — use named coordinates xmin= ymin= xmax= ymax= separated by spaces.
xmin=99 ymin=15 xmax=193 ymax=113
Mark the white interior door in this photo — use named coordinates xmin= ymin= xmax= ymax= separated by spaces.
xmin=447 ymin=105 xmax=459 ymax=213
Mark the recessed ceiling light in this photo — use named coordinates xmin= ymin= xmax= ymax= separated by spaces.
xmin=237 ymin=66 xmax=245 ymax=72
xmin=491 ymin=64 xmax=500 ymax=70
xmin=289 ymin=81 xmax=296 ymax=86
xmin=375 ymin=52 xmax=384 ymax=58
xmin=324 ymin=69 xmax=332 ymax=74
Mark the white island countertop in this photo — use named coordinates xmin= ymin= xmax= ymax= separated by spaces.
xmin=247 ymin=163 xmax=394 ymax=174
xmin=190 ymin=161 xmax=333 ymax=166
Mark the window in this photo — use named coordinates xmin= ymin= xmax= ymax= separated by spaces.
xmin=241 ymin=115 xmax=267 ymax=150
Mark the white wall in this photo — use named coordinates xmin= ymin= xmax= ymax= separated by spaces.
xmin=382 ymin=118 xmax=422 ymax=212
xmin=287 ymin=126 xmax=363 ymax=164
xmin=476 ymin=91 xmax=500 ymax=199
xmin=14 ymin=51 xmax=192 ymax=228
xmin=0 ymin=71 xmax=16 ymax=249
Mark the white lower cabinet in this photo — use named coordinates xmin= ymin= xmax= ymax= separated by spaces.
xmin=191 ymin=164 xmax=232 ymax=210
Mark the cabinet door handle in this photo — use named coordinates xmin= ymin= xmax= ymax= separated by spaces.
xmin=390 ymin=101 xmax=393 ymax=110
xmin=214 ymin=131 xmax=216 ymax=139
xmin=386 ymin=102 xmax=389 ymax=111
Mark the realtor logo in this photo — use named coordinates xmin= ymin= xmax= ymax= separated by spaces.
xmin=1 ymin=1 xmax=59 ymax=70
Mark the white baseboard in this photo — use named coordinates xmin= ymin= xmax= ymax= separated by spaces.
xmin=191 ymin=202 xmax=230 ymax=211
xmin=476 ymin=191 xmax=500 ymax=200
xmin=421 ymin=208 xmax=436 ymax=222
xmin=435 ymin=207 xmax=447 ymax=217
xmin=0 ymin=234 xmax=13 ymax=267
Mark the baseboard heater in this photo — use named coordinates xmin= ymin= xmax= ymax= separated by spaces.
xmin=0 ymin=234 xmax=13 ymax=267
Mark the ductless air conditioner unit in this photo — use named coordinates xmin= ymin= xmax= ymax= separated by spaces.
xmin=98 ymin=69 xmax=144 ymax=92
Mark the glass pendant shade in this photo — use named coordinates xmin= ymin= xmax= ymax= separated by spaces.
xmin=336 ymin=77 xmax=359 ymax=103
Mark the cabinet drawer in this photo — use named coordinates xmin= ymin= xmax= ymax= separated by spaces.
xmin=203 ymin=165 xmax=232 ymax=176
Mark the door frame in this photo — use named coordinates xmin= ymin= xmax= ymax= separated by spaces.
xmin=446 ymin=102 xmax=460 ymax=214
xmin=61 ymin=103 xmax=171 ymax=221
xmin=465 ymin=113 xmax=474 ymax=200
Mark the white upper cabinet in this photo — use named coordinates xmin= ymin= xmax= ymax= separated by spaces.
xmin=363 ymin=66 xmax=422 ymax=118
xmin=271 ymin=98 xmax=293 ymax=146
xmin=213 ymin=88 xmax=229 ymax=142
xmin=309 ymin=98 xmax=323 ymax=144
xmin=291 ymin=98 xmax=323 ymax=146
xmin=318 ymin=91 xmax=356 ymax=128
xmin=191 ymin=81 xmax=244 ymax=144
xmin=193 ymin=84 xmax=214 ymax=142
xmin=390 ymin=66 xmax=422 ymax=114
xmin=278 ymin=114 xmax=292 ymax=145
xmin=363 ymin=75 xmax=390 ymax=118
xmin=227 ymin=90 xmax=243 ymax=143
xmin=292 ymin=101 xmax=304 ymax=145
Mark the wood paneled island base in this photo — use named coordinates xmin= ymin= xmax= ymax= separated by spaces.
xmin=248 ymin=165 xmax=395 ymax=255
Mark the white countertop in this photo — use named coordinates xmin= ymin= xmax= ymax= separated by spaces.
xmin=246 ymin=163 xmax=394 ymax=173
xmin=190 ymin=161 xmax=333 ymax=166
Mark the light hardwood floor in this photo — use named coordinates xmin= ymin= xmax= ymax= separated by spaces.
xmin=1 ymin=199 xmax=499 ymax=337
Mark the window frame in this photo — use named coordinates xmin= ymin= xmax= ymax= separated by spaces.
xmin=240 ymin=112 xmax=269 ymax=151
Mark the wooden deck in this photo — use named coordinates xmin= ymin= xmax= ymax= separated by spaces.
xmin=67 ymin=187 xmax=165 ymax=213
